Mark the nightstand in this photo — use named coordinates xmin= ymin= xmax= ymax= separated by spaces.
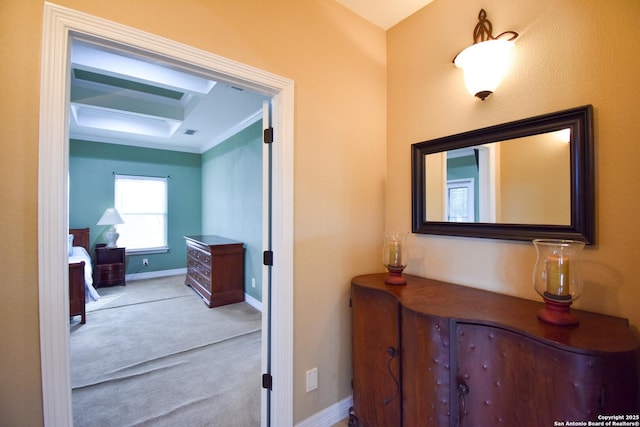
xmin=94 ymin=245 xmax=126 ymax=287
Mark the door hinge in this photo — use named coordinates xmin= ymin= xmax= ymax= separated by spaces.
xmin=262 ymin=373 xmax=273 ymax=390
xmin=263 ymin=250 xmax=274 ymax=266
xmin=263 ymin=127 xmax=274 ymax=144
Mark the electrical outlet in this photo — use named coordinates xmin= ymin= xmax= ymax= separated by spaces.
xmin=252 ymin=278 xmax=256 ymax=288
xmin=306 ymin=367 xmax=318 ymax=392
xmin=143 ymin=258 xmax=149 ymax=266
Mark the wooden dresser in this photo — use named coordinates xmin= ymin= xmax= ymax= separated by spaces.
xmin=351 ymin=273 xmax=640 ymax=427
xmin=184 ymin=235 xmax=244 ymax=308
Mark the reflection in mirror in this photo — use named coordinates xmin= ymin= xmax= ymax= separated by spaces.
xmin=412 ymin=105 xmax=594 ymax=243
xmin=424 ymin=129 xmax=572 ymax=225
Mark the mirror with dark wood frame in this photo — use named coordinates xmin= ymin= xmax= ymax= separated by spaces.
xmin=411 ymin=105 xmax=594 ymax=244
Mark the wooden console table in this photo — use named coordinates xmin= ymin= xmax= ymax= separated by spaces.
xmin=351 ymin=273 xmax=640 ymax=426
xmin=184 ymin=235 xmax=244 ymax=308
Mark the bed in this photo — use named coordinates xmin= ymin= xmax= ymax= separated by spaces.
xmin=69 ymin=227 xmax=100 ymax=324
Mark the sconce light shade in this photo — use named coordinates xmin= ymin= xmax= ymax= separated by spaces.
xmin=453 ymin=9 xmax=518 ymax=101
xmin=454 ymin=39 xmax=514 ymax=100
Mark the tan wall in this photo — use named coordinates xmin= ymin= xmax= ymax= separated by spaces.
xmin=425 ymin=152 xmax=446 ymax=220
xmin=0 ymin=0 xmax=386 ymax=425
xmin=0 ymin=1 xmax=44 ymax=426
xmin=4 ymin=0 xmax=640 ymax=425
xmin=388 ymin=0 xmax=640 ymax=336
xmin=500 ymin=133 xmax=570 ymax=224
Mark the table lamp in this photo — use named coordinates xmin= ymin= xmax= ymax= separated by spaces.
xmin=97 ymin=208 xmax=125 ymax=248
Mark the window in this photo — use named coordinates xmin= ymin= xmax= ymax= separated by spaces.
xmin=447 ymin=178 xmax=475 ymax=222
xmin=114 ymin=174 xmax=168 ymax=253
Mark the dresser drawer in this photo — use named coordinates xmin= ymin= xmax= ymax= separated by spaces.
xmin=187 ymin=268 xmax=211 ymax=292
xmin=187 ymin=246 xmax=211 ymax=265
xmin=187 ymin=257 xmax=211 ymax=278
xmin=95 ymin=263 xmax=125 ymax=286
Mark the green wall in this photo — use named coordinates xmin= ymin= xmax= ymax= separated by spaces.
xmin=201 ymin=121 xmax=263 ymax=302
xmin=69 ymin=140 xmax=202 ymax=275
xmin=70 ymin=124 xmax=263 ymax=303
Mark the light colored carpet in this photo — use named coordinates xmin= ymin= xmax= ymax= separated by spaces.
xmin=71 ymin=275 xmax=262 ymax=426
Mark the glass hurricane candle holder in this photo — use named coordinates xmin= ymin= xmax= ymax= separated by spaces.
xmin=383 ymin=232 xmax=408 ymax=285
xmin=532 ymin=239 xmax=585 ymax=326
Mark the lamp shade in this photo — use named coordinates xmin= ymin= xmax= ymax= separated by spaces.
xmin=454 ymin=39 xmax=514 ymax=100
xmin=97 ymin=208 xmax=125 ymax=226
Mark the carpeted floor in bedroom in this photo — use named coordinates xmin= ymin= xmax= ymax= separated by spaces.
xmin=70 ymin=274 xmax=262 ymax=426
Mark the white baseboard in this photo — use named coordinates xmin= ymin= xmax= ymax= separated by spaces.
xmin=295 ymin=395 xmax=352 ymax=427
xmin=126 ymin=270 xmax=264 ymax=313
xmin=126 ymin=268 xmax=187 ymax=281
xmin=244 ymin=293 xmax=263 ymax=312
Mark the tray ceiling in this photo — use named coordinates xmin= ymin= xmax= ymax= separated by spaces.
xmin=69 ymin=40 xmax=268 ymax=154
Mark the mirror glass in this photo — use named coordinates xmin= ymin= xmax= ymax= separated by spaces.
xmin=412 ymin=105 xmax=594 ymax=243
xmin=424 ymin=129 xmax=571 ymax=224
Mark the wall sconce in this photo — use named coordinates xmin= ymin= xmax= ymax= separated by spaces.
xmin=453 ymin=9 xmax=519 ymax=100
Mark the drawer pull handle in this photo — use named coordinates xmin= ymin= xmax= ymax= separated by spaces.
xmin=458 ymin=380 xmax=469 ymax=426
xmin=382 ymin=346 xmax=400 ymax=406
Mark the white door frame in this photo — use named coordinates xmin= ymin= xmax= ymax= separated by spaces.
xmin=38 ymin=3 xmax=294 ymax=426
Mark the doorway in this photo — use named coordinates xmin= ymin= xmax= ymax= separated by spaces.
xmin=68 ymin=35 xmax=267 ymax=424
xmin=38 ymin=4 xmax=293 ymax=426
